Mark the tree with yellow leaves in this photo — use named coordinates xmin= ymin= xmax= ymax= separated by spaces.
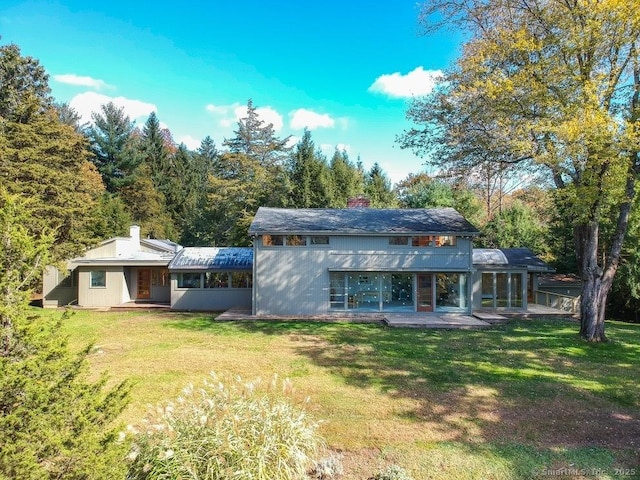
xmin=401 ymin=0 xmax=640 ymax=341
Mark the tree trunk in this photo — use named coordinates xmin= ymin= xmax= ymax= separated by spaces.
xmin=575 ymin=222 xmax=609 ymax=342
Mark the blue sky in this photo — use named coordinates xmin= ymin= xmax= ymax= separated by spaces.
xmin=1 ymin=1 xmax=461 ymax=183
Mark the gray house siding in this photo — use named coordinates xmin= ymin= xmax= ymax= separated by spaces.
xmin=77 ymin=266 xmax=128 ymax=307
xmin=253 ymin=235 xmax=475 ymax=315
xmin=43 ymin=265 xmax=78 ymax=308
xmin=170 ymin=275 xmax=252 ymax=311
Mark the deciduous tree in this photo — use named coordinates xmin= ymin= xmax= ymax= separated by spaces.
xmin=402 ymin=0 xmax=640 ymax=341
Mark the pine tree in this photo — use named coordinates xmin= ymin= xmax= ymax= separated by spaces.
xmin=87 ymin=102 xmax=137 ymax=192
xmin=288 ymin=129 xmax=333 ymax=207
xmin=364 ymin=163 xmax=396 ymax=207
xmin=0 ymin=43 xmax=52 ymax=122
xmin=0 ymin=97 xmax=104 ymax=261
xmin=223 ymin=99 xmax=291 ymax=167
xmin=329 ymin=149 xmax=364 ymax=207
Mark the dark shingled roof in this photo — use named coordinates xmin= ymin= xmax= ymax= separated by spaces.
xmin=168 ymin=247 xmax=253 ymax=271
xmin=473 ymin=248 xmax=554 ymax=272
xmin=248 ymin=207 xmax=480 ymax=235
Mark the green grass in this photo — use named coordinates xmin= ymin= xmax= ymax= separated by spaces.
xmin=49 ymin=308 xmax=640 ymax=479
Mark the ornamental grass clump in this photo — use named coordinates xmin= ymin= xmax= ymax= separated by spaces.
xmin=126 ymin=372 xmax=322 ymax=480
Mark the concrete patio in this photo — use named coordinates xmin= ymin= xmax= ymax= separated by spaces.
xmin=215 ymin=304 xmax=574 ymax=329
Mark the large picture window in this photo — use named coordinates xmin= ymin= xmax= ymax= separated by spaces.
xmin=231 ymin=272 xmax=252 ymax=288
xmin=480 ymin=271 xmax=525 ymax=309
xmin=435 ymin=273 xmax=467 ymax=311
xmin=90 ymin=270 xmax=106 ymax=288
xmin=178 ymin=273 xmax=201 ymax=288
xmin=205 ymin=272 xmax=228 ymax=288
xmin=152 ymin=268 xmax=169 ymax=286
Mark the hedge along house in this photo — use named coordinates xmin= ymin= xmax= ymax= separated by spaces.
xmin=168 ymin=247 xmax=253 ymax=311
xmin=43 ymin=226 xmax=181 ymax=308
xmin=248 ymin=207 xmax=481 ymax=316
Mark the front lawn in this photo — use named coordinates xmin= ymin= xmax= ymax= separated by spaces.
xmin=52 ymin=309 xmax=639 ymax=479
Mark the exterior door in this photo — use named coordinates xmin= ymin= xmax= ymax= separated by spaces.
xmin=137 ymin=269 xmax=151 ymax=300
xmin=417 ymin=274 xmax=433 ymax=312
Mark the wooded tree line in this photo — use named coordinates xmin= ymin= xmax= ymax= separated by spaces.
xmin=1 ymin=37 xmax=640 ymax=323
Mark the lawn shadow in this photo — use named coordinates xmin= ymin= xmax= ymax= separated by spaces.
xmin=227 ymin=318 xmax=640 ymax=474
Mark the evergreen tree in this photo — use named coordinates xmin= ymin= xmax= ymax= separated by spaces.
xmin=206 ymin=152 xmax=270 ymax=245
xmin=223 ymin=99 xmax=291 ymax=167
xmin=0 ymin=43 xmax=52 ymax=122
xmin=0 ymin=191 xmax=130 ymax=479
xmin=140 ymin=111 xmax=170 ymax=186
xmin=54 ymin=102 xmax=85 ymax=132
xmin=119 ymin=162 xmax=176 ymax=240
xmin=180 ymin=137 xmax=220 ymax=246
xmin=329 ymin=149 xmax=363 ymax=207
xmin=90 ymin=193 xmax=132 ymax=240
xmin=288 ymin=129 xmax=332 ymax=207
xmin=0 ymin=97 xmax=104 ymax=261
xmin=364 ymin=163 xmax=396 ymax=207
xmin=0 ymin=44 xmax=106 ymax=260
xmin=87 ymin=102 xmax=137 ymax=192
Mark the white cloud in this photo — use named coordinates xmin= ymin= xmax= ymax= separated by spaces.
xmin=286 ymin=136 xmax=300 ymax=148
xmin=206 ymin=102 xmax=284 ymax=132
xmin=69 ymin=91 xmax=157 ymax=124
xmin=320 ymin=143 xmax=352 ymax=157
xmin=289 ymin=108 xmax=335 ymax=130
xmin=177 ymin=135 xmax=202 ymax=150
xmin=368 ymin=66 xmax=443 ymax=98
xmin=53 ymin=73 xmax=112 ymax=90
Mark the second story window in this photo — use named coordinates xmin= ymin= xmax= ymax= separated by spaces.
xmin=389 ymin=237 xmax=409 ymax=246
xmin=262 ymin=235 xmax=284 ymax=246
xmin=287 ymin=235 xmax=306 ymax=246
xmin=412 ymin=236 xmax=434 ymax=247
xmin=436 ymin=235 xmax=457 ymax=247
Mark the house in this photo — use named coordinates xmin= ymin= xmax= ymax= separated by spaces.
xmin=44 ymin=209 xmax=554 ymax=315
xmin=248 ymin=207 xmax=481 ymax=315
xmin=43 ymin=226 xmax=180 ymax=308
xmin=168 ymin=247 xmax=253 ymax=311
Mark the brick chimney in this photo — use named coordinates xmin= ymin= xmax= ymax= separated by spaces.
xmin=347 ymin=195 xmax=370 ymax=208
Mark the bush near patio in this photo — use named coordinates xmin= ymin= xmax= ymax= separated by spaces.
xmin=57 ymin=309 xmax=640 ymax=479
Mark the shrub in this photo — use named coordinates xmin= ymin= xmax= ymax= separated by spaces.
xmin=0 ymin=191 xmax=131 ymax=479
xmin=368 ymin=464 xmax=415 ymax=480
xmin=310 ymin=452 xmax=344 ymax=479
xmin=126 ymin=372 xmax=322 ymax=480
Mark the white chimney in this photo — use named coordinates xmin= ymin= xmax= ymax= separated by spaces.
xmin=129 ymin=225 xmax=141 ymax=252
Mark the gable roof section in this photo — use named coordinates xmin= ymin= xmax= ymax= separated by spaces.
xmin=473 ymin=248 xmax=554 ymax=272
xmin=248 ymin=207 xmax=480 ymax=235
xmin=142 ymin=238 xmax=181 ymax=253
xmin=71 ymin=250 xmax=176 ymax=267
xmin=169 ymin=247 xmax=253 ymax=271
